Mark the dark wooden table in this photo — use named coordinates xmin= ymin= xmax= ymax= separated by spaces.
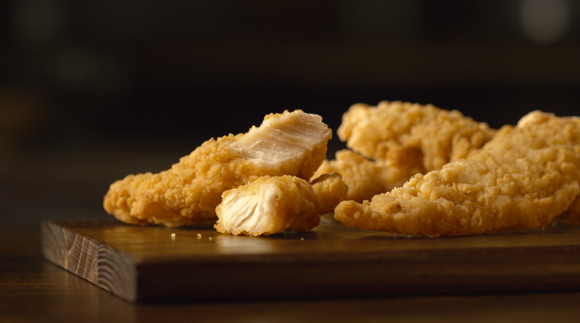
xmin=3 ymin=144 xmax=580 ymax=322
xmin=4 ymin=222 xmax=580 ymax=323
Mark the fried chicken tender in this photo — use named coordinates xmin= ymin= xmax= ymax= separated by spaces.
xmin=312 ymin=149 xmax=419 ymax=202
xmin=334 ymin=111 xmax=580 ymax=237
xmin=103 ymin=110 xmax=332 ymax=227
xmin=317 ymin=102 xmax=497 ymax=202
xmin=215 ymin=173 xmax=347 ymax=236
xmin=337 ymin=101 xmax=497 ymax=172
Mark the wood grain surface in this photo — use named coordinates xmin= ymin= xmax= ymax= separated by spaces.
xmin=41 ymin=217 xmax=580 ymax=303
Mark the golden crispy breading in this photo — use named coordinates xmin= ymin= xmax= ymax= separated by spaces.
xmin=215 ymin=174 xmax=347 ymax=236
xmin=334 ymin=111 xmax=580 ymax=237
xmin=104 ymin=110 xmax=332 ymax=227
xmin=337 ymin=101 xmax=497 ymax=172
xmin=309 ymin=173 xmax=349 ymax=214
xmin=312 ymin=149 xmax=419 ymax=202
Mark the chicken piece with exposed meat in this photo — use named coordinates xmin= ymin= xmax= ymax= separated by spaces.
xmin=334 ymin=111 xmax=580 ymax=237
xmin=103 ymin=110 xmax=332 ymax=227
xmin=337 ymin=101 xmax=497 ymax=172
xmin=215 ymin=173 xmax=347 ymax=236
xmin=312 ymin=149 xmax=420 ymax=202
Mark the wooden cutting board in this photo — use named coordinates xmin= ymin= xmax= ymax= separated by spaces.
xmin=41 ymin=217 xmax=580 ymax=303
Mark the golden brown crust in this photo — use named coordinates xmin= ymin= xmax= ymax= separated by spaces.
xmin=337 ymin=101 xmax=497 ymax=172
xmin=103 ymin=110 xmax=332 ymax=227
xmin=312 ymin=149 xmax=418 ymax=202
xmin=334 ymin=111 xmax=580 ymax=237
xmin=310 ymin=172 xmax=348 ymax=214
xmin=214 ymin=174 xmax=347 ymax=236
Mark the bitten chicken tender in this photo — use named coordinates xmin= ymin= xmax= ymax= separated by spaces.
xmin=103 ymin=110 xmax=332 ymax=227
xmin=334 ymin=111 xmax=580 ymax=237
xmin=215 ymin=173 xmax=347 ymax=236
xmin=337 ymin=101 xmax=497 ymax=172
xmin=312 ymin=149 xmax=419 ymax=202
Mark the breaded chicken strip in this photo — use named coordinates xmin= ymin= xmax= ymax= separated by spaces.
xmin=318 ymin=102 xmax=497 ymax=202
xmin=334 ymin=111 xmax=580 ymax=237
xmin=103 ymin=110 xmax=332 ymax=227
xmin=337 ymin=101 xmax=497 ymax=172
xmin=215 ymin=173 xmax=347 ymax=236
xmin=312 ymin=149 xmax=419 ymax=202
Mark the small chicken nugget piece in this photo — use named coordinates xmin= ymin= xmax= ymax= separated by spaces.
xmin=215 ymin=174 xmax=347 ymax=236
xmin=309 ymin=173 xmax=349 ymax=214
xmin=337 ymin=101 xmax=497 ymax=172
xmin=313 ymin=149 xmax=419 ymax=202
xmin=104 ymin=110 xmax=332 ymax=227
xmin=335 ymin=111 xmax=580 ymax=237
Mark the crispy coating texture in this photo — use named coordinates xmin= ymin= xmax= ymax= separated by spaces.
xmin=313 ymin=149 xmax=419 ymax=202
xmin=337 ymin=101 xmax=497 ymax=172
xmin=215 ymin=174 xmax=347 ymax=236
xmin=310 ymin=173 xmax=349 ymax=214
xmin=103 ymin=110 xmax=332 ymax=227
xmin=334 ymin=111 xmax=580 ymax=237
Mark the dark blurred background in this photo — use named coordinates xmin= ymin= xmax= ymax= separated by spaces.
xmin=1 ymin=0 xmax=580 ymax=231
